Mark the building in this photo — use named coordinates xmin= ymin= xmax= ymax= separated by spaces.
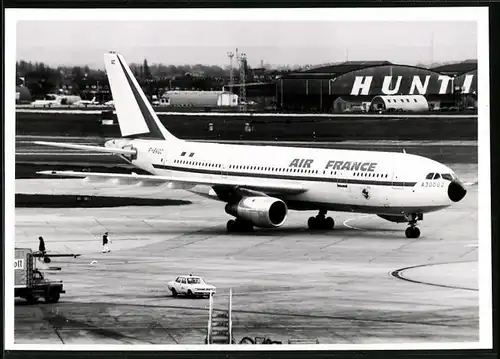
xmin=16 ymin=86 xmax=32 ymax=104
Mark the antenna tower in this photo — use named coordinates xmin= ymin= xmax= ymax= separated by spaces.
xmin=238 ymin=51 xmax=247 ymax=111
xmin=227 ymin=52 xmax=234 ymax=88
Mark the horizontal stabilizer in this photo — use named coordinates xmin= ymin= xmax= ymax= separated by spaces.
xmin=33 ymin=141 xmax=137 ymax=156
xmin=37 ymin=170 xmax=308 ymax=195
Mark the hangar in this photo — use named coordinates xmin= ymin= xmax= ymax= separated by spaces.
xmin=231 ymin=60 xmax=478 ymax=113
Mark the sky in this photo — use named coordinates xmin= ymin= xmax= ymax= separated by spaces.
xmin=16 ymin=20 xmax=477 ymax=69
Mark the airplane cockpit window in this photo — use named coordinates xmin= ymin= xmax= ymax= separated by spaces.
xmin=441 ymin=173 xmax=453 ymax=181
xmin=433 ymin=173 xmax=441 ymax=180
xmin=426 ymin=173 xmax=434 ymax=180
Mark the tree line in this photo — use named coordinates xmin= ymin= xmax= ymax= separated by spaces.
xmin=16 ymin=58 xmax=287 ymax=100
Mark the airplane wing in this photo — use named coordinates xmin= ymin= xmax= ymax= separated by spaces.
xmin=33 ymin=141 xmax=136 ymax=156
xmin=37 ymin=170 xmax=308 ymax=195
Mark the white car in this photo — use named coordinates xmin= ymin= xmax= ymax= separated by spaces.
xmin=167 ymin=275 xmax=216 ymax=298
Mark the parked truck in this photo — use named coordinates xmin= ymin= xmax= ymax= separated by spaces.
xmin=14 ymin=248 xmax=65 ymax=304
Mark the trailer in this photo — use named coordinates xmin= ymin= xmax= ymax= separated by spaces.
xmin=14 ymin=248 xmax=65 ymax=304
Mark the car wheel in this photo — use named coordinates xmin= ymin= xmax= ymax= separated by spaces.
xmin=171 ymin=288 xmax=177 ymax=297
xmin=187 ymin=290 xmax=193 ymax=298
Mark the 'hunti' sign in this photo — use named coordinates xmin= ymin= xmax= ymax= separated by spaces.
xmin=350 ymin=74 xmax=475 ymax=96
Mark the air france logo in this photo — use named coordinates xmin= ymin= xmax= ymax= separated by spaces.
xmin=288 ymin=159 xmax=378 ymax=172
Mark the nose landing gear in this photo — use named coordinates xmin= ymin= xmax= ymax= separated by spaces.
xmin=308 ymin=209 xmax=335 ymax=230
xmin=405 ymin=213 xmax=421 ymax=238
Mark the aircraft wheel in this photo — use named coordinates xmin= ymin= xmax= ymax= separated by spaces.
xmin=236 ymin=219 xmax=253 ymax=232
xmin=227 ymin=220 xmax=236 ymax=233
xmin=405 ymin=227 xmax=421 ymax=238
xmin=324 ymin=217 xmax=335 ymax=230
xmin=308 ymin=216 xmax=317 ymax=229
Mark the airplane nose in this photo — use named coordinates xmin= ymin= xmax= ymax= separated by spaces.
xmin=448 ymin=179 xmax=467 ymax=202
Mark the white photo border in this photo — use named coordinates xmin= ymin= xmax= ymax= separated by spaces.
xmin=4 ymin=6 xmax=492 ymax=351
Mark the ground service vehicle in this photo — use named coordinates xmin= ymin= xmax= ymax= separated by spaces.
xmin=14 ymin=248 xmax=65 ymax=304
xmin=167 ymin=275 xmax=216 ymax=298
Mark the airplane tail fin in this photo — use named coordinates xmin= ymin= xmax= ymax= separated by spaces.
xmin=103 ymin=51 xmax=178 ymax=141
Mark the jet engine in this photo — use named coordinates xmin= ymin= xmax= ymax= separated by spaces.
xmin=225 ymin=196 xmax=288 ymax=228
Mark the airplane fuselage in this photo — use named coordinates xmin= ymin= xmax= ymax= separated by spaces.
xmin=108 ymin=138 xmax=457 ymax=217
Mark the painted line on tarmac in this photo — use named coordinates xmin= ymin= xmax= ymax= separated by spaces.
xmin=390 ymin=260 xmax=478 ymax=292
xmin=343 ymin=215 xmax=372 ymax=231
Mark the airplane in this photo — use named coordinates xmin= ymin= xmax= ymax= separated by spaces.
xmin=34 ymin=51 xmax=468 ymax=239
xmin=75 ymin=96 xmax=98 ymax=107
xmin=30 ymin=94 xmax=63 ymax=108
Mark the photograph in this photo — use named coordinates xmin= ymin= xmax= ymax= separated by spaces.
xmin=4 ymin=6 xmax=492 ymax=351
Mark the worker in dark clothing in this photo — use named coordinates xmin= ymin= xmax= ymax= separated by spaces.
xmin=102 ymin=232 xmax=110 ymax=253
xmin=38 ymin=236 xmax=46 ymax=254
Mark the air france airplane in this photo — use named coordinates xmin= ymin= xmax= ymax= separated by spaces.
xmin=35 ymin=52 xmax=467 ymax=239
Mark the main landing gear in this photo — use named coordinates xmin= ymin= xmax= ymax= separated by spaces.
xmin=308 ymin=209 xmax=335 ymax=230
xmin=405 ymin=213 xmax=421 ymax=239
xmin=227 ymin=218 xmax=254 ymax=233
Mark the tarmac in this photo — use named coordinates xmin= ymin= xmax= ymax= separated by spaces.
xmin=12 ymin=163 xmax=479 ymax=346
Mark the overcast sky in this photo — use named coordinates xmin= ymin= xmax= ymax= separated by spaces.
xmin=16 ymin=21 xmax=477 ymax=68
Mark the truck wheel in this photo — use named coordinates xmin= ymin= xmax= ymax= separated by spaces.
xmin=45 ymin=291 xmax=60 ymax=303
xmin=171 ymin=288 xmax=177 ymax=297
xmin=51 ymin=292 xmax=61 ymax=303
xmin=26 ymin=295 xmax=38 ymax=304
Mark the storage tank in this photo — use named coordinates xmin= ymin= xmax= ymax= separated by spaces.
xmin=161 ymin=91 xmax=238 ymax=108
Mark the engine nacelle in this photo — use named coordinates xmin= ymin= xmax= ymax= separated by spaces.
xmin=225 ymin=196 xmax=288 ymax=228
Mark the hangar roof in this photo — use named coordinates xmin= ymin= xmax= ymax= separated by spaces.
xmin=430 ymin=60 xmax=477 ymax=76
xmin=299 ymin=61 xmax=393 ymax=75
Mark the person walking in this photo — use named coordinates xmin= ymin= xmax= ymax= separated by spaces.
xmin=102 ymin=232 xmax=111 ymax=253
xmin=38 ymin=236 xmax=46 ymax=255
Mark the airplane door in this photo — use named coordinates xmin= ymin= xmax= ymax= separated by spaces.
xmin=221 ymin=163 xmax=228 ymax=178
xmin=336 ymin=171 xmax=348 ymax=189
xmin=220 ymin=152 xmax=231 ymax=178
xmin=391 ymin=171 xmax=404 ymax=189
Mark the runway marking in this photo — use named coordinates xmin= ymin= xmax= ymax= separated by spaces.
xmin=343 ymin=215 xmax=372 ymax=231
xmin=390 ymin=260 xmax=478 ymax=292
xmin=465 ymin=244 xmax=478 ymax=247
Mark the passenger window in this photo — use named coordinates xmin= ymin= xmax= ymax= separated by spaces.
xmin=426 ymin=173 xmax=434 ymax=180
xmin=433 ymin=173 xmax=441 ymax=180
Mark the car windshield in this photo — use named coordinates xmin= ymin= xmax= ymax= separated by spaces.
xmin=187 ymin=278 xmax=203 ymax=284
